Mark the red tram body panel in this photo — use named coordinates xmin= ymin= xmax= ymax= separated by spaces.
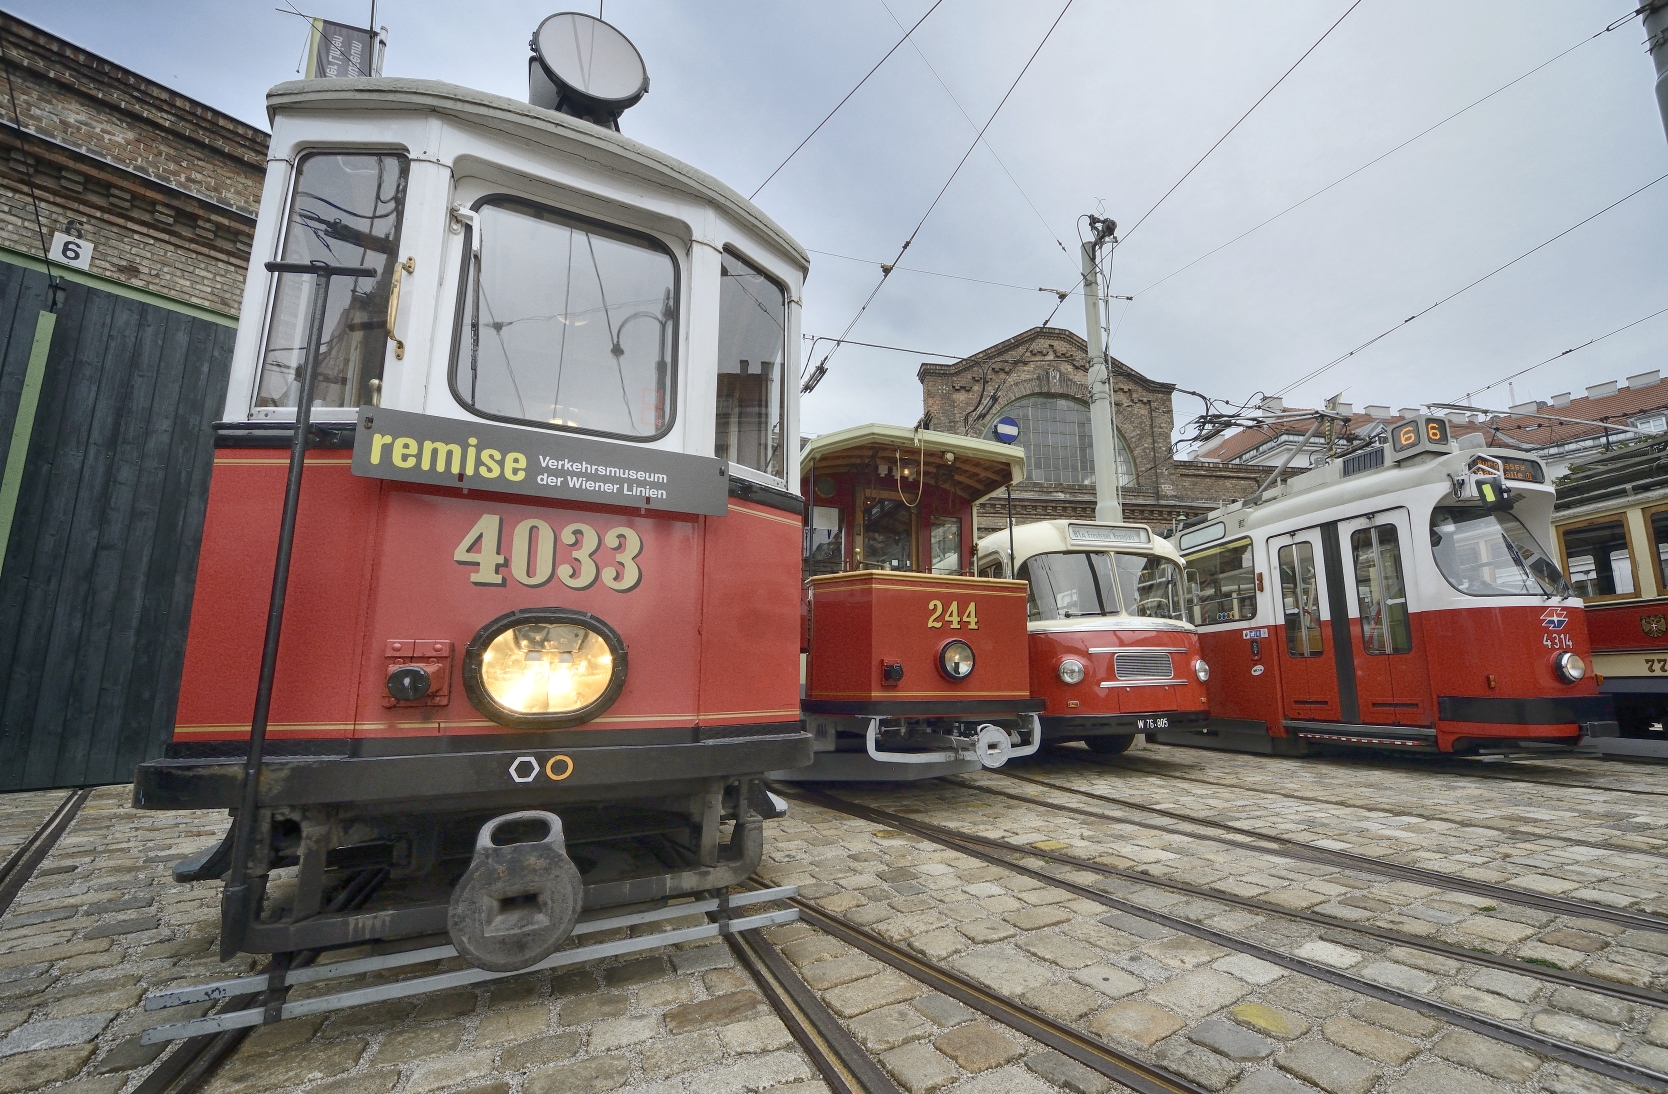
xmin=1173 ymin=421 xmax=1612 ymax=755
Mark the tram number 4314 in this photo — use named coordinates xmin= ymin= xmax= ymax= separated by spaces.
xmin=1541 ymin=632 xmax=1573 ymax=650
xmin=455 ymin=514 xmax=643 ymax=592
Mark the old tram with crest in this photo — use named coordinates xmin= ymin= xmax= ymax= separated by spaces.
xmin=974 ymin=520 xmax=1209 ymax=753
xmin=783 ymin=424 xmax=1043 ymax=780
xmin=133 ymin=14 xmax=813 ymax=985
xmin=1168 ymin=416 xmax=1615 ymax=755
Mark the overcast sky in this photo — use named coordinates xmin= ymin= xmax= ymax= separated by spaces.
xmin=20 ymin=1 xmax=1668 ymax=446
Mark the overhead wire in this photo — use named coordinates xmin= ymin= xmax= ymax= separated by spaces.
xmin=807 ymin=247 xmax=1086 ymax=297
xmin=1456 ymin=306 xmax=1668 ymax=404
xmin=1272 ymin=170 xmax=1668 ymax=399
xmin=749 ymin=0 xmax=948 ymax=200
xmin=1127 ymin=23 xmax=1615 ymax=301
xmin=802 ymin=0 xmax=1077 ymax=393
xmin=877 ymin=0 xmax=1071 ymax=258
xmin=1120 ymin=0 xmax=1365 ymax=244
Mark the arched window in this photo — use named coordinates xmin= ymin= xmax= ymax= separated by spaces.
xmin=985 ymin=394 xmax=1134 ymax=487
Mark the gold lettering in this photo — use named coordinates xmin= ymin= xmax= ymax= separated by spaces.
xmin=466 ymin=438 xmax=477 ymax=475
xmin=371 ymin=433 xmax=392 ymax=464
xmin=504 ymin=451 xmax=527 ymax=481
xmin=392 ymin=437 xmax=417 ymax=468
xmin=422 ymin=440 xmax=462 ymax=473
xmin=557 ymin=523 xmax=599 ymax=589
xmin=453 ymin=514 xmax=505 ymax=585
xmin=510 ymin=519 xmax=555 ymax=587
xmin=480 ymin=449 xmax=501 ymax=478
xmin=601 ymin=527 xmax=643 ymax=592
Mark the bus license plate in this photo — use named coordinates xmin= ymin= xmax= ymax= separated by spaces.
xmin=1136 ymin=717 xmax=1170 ymax=730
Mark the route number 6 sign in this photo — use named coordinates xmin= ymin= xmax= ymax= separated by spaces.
xmin=49 ymin=232 xmax=93 ymax=272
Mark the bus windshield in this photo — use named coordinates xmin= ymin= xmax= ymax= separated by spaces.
xmin=1018 ymin=551 xmax=1185 ymax=621
xmin=1429 ymin=506 xmax=1571 ymax=598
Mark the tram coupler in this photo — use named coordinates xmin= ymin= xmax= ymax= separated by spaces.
xmin=447 ymin=811 xmax=584 ymax=973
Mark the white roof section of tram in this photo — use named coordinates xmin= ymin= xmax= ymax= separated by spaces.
xmin=977 ymin=520 xmax=1185 ymax=569
xmin=802 ymin=424 xmax=1025 ymax=505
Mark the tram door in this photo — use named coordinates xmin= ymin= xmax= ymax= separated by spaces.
xmin=1275 ymin=528 xmax=1345 ymax=722
xmin=1341 ymin=511 xmax=1432 ymax=726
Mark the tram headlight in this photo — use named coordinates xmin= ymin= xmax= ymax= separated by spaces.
xmin=1058 ymin=658 xmax=1085 ymax=685
xmin=1194 ymin=659 xmax=1210 ymax=682
xmin=463 ymin=608 xmax=627 ymax=728
xmin=939 ymin=640 xmax=975 ymax=680
xmin=1553 ymin=651 xmax=1586 ymax=684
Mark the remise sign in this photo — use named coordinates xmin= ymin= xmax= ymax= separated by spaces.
xmin=351 ymin=407 xmax=730 ymax=516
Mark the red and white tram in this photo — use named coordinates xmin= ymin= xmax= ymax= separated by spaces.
xmin=132 ymin=18 xmax=813 ymax=971
xmin=1168 ymin=416 xmax=1614 ymax=755
xmin=975 ymin=520 xmax=1209 ymax=753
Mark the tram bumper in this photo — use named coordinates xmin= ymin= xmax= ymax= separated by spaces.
xmin=1436 ymin=695 xmax=1614 ymax=747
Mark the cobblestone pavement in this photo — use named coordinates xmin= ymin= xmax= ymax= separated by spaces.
xmin=0 ymin=791 xmax=70 ymax=868
xmin=0 ymin=742 xmax=1664 ymax=1094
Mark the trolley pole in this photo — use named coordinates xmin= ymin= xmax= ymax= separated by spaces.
xmin=1081 ymin=216 xmax=1122 ymax=522
xmin=219 ymin=260 xmax=375 ymax=960
xmin=1646 ymin=1 xmax=1668 ymax=145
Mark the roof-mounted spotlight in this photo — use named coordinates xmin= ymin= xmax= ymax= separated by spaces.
xmin=528 ymin=12 xmax=649 ymax=131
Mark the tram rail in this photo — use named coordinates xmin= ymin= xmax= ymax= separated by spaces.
xmin=783 ymin=786 xmax=1668 ymax=1092
xmin=0 ymin=787 xmax=91 ymax=918
xmin=983 ymin=769 xmax=1668 ymax=935
xmin=1069 ymin=751 xmax=1668 ymax=863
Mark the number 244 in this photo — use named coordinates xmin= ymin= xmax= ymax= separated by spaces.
xmin=455 ymin=514 xmax=642 ymax=592
xmin=927 ymin=600 xmax=978 ymax=630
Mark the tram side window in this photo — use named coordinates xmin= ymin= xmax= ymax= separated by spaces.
xmin=1653 ymin=510 xmax=1668 ymax=587
xmin=453 ymin=198 xmax=677 ymax=441
xmin=716 ymin=251 xmax=786 ymax=477
xmin=931 ymin=517 xmax=962 ymax=575
xmin=806 ymin=505 xmax=842 ymax=571
xmin=257 ymin=152 xmax=409 ymax=412
xmin=863 ymin=497 xmax=913 ymax=570
xmin=1112 ymin=553 xmax=1184 ymax=620
xmin=1351 ymin=525 xmax=1412 ymax=654
xmin=1561 ymin=520 xmax=1635 ymax=598
xmin=1278 ymin=542 xmax=1324 ymax=656
xmin=1185 ymin=538 xmax=1256 ymax=626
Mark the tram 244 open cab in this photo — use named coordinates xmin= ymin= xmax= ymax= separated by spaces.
xmin=132 ymin=68 xmax=814 ymax=967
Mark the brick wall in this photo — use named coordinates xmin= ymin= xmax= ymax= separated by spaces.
xmin=0 ymin=14 xmax=266 ymax=314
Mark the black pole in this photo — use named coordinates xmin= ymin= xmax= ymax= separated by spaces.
xmin=1006 ymin=484 xmax=1016 ymax=577
xmin=219 ymin=260 xmax=375 ymax=960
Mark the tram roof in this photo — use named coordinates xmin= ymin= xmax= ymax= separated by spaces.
xmin=265 ymin=79 xmax=809 ymax=272
xmin=977 ymin=520 xmax=1184 ymax=566
xmin=801 ymin=424 xmax=1024 ymax=503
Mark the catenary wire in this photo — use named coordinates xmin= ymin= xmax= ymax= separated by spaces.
xmin=807 ymin=247 xmax=1087 ymax=297
xmin=802 ymin=333 xmax=962 ymax=358
xmin=878 ymin=0 xmax=1071 ymax=258
xmin=1456 ymin=305 xmax=1668 ymax=403
xmin=1129 ymin=25 xmax=1611 ymax=301
xmin=1272 ymin=170 xmax=1668 ymax=399
xmin=749 ymin=0 xmax=947 ymax=200
xmin=804 ymin=0 xmax=1076 ymax=392
xmin=1121 ymin=0 xmax=1364 ymax=243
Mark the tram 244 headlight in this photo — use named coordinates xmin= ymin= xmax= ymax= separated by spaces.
xmin=1552 ymin=651 xmax=1586 ymax=684
xmin=1058 ymin=658 xmax=1085 ymax=685
xmin=939 ymin=640 xmax=975 ymax=680
xmin=464 ymin=608 xmax=628 ymax=728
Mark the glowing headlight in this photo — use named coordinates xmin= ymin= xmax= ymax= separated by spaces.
xmin=1058 ymin=658 xmax=1085 ymax=685
xmin=939 ymin=640 xmax=975 ymax=680
xmin=464 ymin=608 xmax=627 ymax=727
xmin=1194 ymin=659 xmax=1210 ymax=682
xmin=1553 ymin=651 xmax=1586 ymax=684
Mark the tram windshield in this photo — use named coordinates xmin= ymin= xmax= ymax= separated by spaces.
xmin=1429 ymin=506 xmax=1571 ymax=598
xmin=1018 ymin=551 xmax=1185 ymax=621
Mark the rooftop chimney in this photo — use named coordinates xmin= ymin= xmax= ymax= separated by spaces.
xmin=1397 ymin=408 xmax=1421 ymax=420
xmin=1363 ymin=405 xmax=1391 ymax=419
xmin=1261 ymin=396 xmax=1284 ymax=415
xmin=1629 ymin=370 xmax=1661 ymax=390
xmin=1586 ymin=380 xmax=1619 ymax=401
xmin=1552 ymin=392 xmax=1572 ymax=408
xmin=1508 ymin=401 xmax=1538 ymax=416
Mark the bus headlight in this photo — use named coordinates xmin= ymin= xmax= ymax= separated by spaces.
xmin=464 ymin=608 xmax=627 ymax=728
xmin=939 ymin=640 xmax=975 ymax=680
xmin=1194 ymin=659 xmax=1210 ymax=682
xmin=1058 ymin=658 xmax=1085 ymax=685
xmin=1553 ymin=652 xmax=1586 ymax=684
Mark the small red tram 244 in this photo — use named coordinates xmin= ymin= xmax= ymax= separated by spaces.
xmin=1168 ymin=417 xmax=1615 ymax=755
xmin=132 ymin=19 xmax=815 ymax=976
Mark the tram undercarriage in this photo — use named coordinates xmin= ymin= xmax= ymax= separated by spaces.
xmin=771 ymin=711 xmax=1043 ymax=782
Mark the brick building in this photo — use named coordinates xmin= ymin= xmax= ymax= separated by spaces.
xmin=0 ymin=12 xmax=265 ymax=315
xmin=918 ymin=327 xmax=1278 ymax=537
xmin=0 ymin=14 xmax=266 ymax=789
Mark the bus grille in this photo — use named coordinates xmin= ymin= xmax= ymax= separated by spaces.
xmin=1114 ymin=651 xmax=1175 ymax=680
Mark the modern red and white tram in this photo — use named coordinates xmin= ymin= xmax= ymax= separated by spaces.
xmin=1167 ymin=416 xmax=1614 ymax=755
xmin=132 ymin=18 xmax=813 ymax=971
xmin=975 ymin=520 xmax=1209 ymax=753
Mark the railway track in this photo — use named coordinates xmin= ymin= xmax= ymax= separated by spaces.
xmin=783 ymin=786 xmax=1668 ymax=1092
xmin=1309 ymin=752 xmax=1668 ymax=800
xmin=982 ymin=769 xmax=1668 ymax=935
xmin=1067 ymin=751 xmax=1668 ymax=863
xmin=0 ymin=787 xmax=92 ymax=918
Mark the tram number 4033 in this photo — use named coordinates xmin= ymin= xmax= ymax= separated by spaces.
xmin=455 ymin=514 xmax=643 ymax=592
